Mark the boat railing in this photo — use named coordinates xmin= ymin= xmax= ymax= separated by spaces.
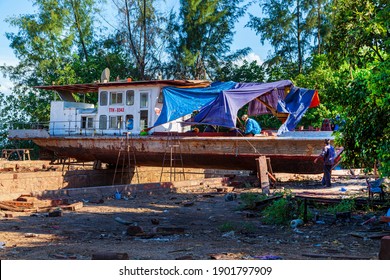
xmin=10 ymin=122 xmax=50 ymax=130
xmin=10 ymin=120 xmax=140 ymax=137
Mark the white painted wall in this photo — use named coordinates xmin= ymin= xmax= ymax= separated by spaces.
xmin=50 ymin=101 xmax=95 ymax=135
xmin=48 ymin=85 xmax=190 ymax=136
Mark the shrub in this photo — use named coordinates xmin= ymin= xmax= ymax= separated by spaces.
xmin=261 ymin=197 xmax=298 ymax=225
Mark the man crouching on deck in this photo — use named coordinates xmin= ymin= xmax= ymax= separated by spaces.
xmin=241 ymin=114 xmax=261 ymax=136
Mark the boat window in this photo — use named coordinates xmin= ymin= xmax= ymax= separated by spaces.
xmin=140 ymin=110 xmax=148 ymax=129
xmin=126 ymin=115 xmax=134 ymax=130
xmin=140 ymin=92 xmax=148 ymax=108
xmin=126 ymin=90 xmax=134 ymax=106
xmin=109 ymin=116 xmax=123 ymax=129
xmin=81 ymin=116 xmax=94 ymax=129
xmin=99 ymin=115 xmax=107 ymax=130
xmin=110 ymin=92 xmax=123 ymax=105
xmin=100 ymin=91 xmax=108 ymax=106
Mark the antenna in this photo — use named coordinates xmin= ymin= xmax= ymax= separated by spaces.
xmin=101 ymin=68 xmax=110 ymax=83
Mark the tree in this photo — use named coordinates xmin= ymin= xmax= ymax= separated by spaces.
xmin=321 ymin=0 xmax=390 ymax=175
xmin=1 ymin=0 xmax=99 ymax=121
xmin=331 ymin=61 xmax=389 ymax=176
xmin=293 ymin=54 xmax=342 ymax=129
xmin=327 ymin=0 xmax=389 ymax=69
xmin=215 ymin=59 xmax=265 ymax=82
xmin=0 ymin=92 xmax=30 ymax=149
xmin=165 ymin=0 xmax=248 ymax=80
xmin=305 ymin=0 xmax=332 ymax=55
xmin=112 ymin=0 xmax=166 ymax=80
xmin=247 ymin=0 xmax=330 ymax=75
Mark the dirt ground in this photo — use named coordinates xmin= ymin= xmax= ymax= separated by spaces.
xmin=0 ymin=173 xmax=389 ymax=260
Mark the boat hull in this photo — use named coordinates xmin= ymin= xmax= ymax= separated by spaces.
xmin=29 ymin=134 xmax=330 ymax=174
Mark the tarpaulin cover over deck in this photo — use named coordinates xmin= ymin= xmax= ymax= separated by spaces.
xmin=153 ymin=80 xmax=319 ymax=134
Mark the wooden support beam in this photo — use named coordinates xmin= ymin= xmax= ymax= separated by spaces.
xmin=256 ymin=156 xmax=270 ymax=194
xmin=254 ymin=98 xmax=289 ymax=123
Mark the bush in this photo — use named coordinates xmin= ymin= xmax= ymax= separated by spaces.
xmin=239 ymin=193 xmax=267 ymax=210
xmin=327 ymin=199 xmax=356 ymax=214
xmin=261 ymin=197 xmax=298 ymax=225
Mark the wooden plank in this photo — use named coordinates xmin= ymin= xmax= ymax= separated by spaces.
xmin=0 ymin=202 xmax=21 ymax=211
xmin=254 ymin=98 xmax=289 ymax=122
xmin=60 ymin=202 xmax=83 ymax=211
xmin=350 ymin=231 xmax=390 ymax=239
xmin=256 ymin=156 xmax=269 ymax=194
xmin=379 ymin=216 xmax=390 ymax=223
xmin=0 ymin=201 xmax=34 ymax=208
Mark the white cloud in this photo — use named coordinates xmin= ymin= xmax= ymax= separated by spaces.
xmin=0 ymin=77 xmax=14 ymax=95
xmin=235 ymin=52 xmax=264 ymax=67
xmin=0 ymin=55 xmax=18 ymax=95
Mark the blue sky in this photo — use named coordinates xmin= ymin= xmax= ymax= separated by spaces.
xmin=0 ymin=0 xmax=271 ymax=93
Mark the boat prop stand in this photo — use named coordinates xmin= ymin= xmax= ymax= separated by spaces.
xmin=255 ymin=156 xmax=276 ymax=194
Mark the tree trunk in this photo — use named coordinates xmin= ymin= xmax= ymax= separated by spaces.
xmin=70 ymin=0 xmax=89 ymax=62
xmin=317 ymin=0 xmax=321 ymax=54
xmin=297 ymin=0 xmax=302 ymax=74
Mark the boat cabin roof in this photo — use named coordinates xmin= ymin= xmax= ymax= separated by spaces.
xmin=34 ymin=80 xmax=211 ymax=94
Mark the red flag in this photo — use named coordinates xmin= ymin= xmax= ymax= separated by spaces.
xmin=309 ymin=90 xmax=320 ymax=108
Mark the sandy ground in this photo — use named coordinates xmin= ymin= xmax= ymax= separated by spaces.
xmin=0 ymin=173 xmax=389 ymax=260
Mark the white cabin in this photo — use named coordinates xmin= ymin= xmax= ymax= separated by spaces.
xmin=49 ymin=83 xmax=191 ymax=136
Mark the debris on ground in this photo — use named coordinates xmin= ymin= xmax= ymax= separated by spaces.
xmin=0 ymin=174 xmax=387 ymax=260
xmin=0 ymin=195 xmax=83 ymax=213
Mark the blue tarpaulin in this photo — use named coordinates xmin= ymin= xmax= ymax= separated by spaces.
xmin=277 ymin=87 xmax=317 ymax=135
xmin=153 ymin=81 xmax=237 ymax=127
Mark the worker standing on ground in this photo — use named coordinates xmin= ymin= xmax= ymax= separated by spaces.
xmin=241 ymin=114 xmax=261 ymax=136
xmin=314 ymin=139 xmax=336 ymax=187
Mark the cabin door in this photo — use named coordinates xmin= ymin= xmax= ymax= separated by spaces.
xmin=139 ymin=91 xmax=150 ymax=130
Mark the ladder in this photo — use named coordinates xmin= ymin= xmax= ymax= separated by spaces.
xmin=160 ymin=133 xmax=185 ymax=182
xmin=112 ymin=132 xmax=139 ymax=185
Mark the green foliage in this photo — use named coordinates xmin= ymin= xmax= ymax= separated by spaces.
xmin=218 ymin=222 xmax=236 ymax=232
xmin=240 ymin=222 xmax=256 ymax=234
xmin=327 ymin=0 xmax=388 ymax=67
xmin=239 ymin=192 xmax=267 ymax=210
xmin=328 ymin=60 xmax=390 ymax=176
xmin=215 ymin=60 xmax=265 ymax=82
xmin=218 ymin=221 xmax=257 ymax=234
xmin=327 ymin=199 xmax=356 ymax=214
xmin=261 ymin=193 xmax=315 ymax=225
xmin=261 ymin=197 xmax=298 ymax=225
xmin=293 ymin=54 xmax=342 ymax=128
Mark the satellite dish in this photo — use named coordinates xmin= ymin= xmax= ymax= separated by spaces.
xmin=101 ymin=68 xmax=110 ymax=83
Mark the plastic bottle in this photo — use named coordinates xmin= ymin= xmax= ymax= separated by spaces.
xmin=115 ymin=190 xmax=121 ymax=200
xmin=290 ymin=219 xmax=303 ymax=228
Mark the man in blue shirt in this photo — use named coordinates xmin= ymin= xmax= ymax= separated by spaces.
xmin=314 ymin=139 xmax=336 ymax=187
xmin=241 ymin=114 xmax=261 ymax=136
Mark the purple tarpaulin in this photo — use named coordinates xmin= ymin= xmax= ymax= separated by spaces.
xmin=193 ymin=80 xmax=293 ymax=128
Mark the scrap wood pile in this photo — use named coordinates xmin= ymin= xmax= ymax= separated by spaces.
xmin=0 ymin=194 xmax=82 ymax=213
